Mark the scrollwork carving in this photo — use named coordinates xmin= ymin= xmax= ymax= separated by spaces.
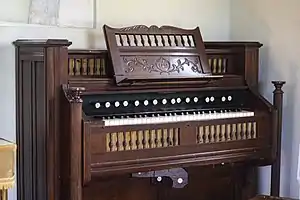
xmin=123 ymin=56 xmax=203 ymax=75
xmin=64 ymin=85 xmax=85 ymax=103
xmin=119 ymin=25 xmax=160 ymax=32
xmin=173 ymin=58 xmax=203 ymax=74
xmin=123 ymin=57 xmax=147 ymax=73
xmin=118 ymin=25 xmax=190 ymax=33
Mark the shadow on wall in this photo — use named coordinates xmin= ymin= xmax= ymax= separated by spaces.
xmin=281 ymin=63 xmax=299 ymax=198
xmin=258 ymin=46 xmax=297 ymax=198
xmin=229 ymin=1 xmax=297 ymax=196
xmin=277 ymin=63 xmax=297 ymax=198
xmin=86 ymin=29 xmax=107 ymax=49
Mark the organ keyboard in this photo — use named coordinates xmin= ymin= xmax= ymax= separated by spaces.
xmin=101 ymin=109 xmax=255 ymax=126
xmin=14 ymin=24 xmax=285 ymax=200
xmin=84 ymin=89 xmax=256 ymax=126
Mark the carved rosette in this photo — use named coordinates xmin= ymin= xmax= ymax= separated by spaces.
xmin=123 ymin=56 xmax=203 ymax=75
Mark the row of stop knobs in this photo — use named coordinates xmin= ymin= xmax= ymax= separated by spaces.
xmin=95 ymin=95 xmax=233 ymax=109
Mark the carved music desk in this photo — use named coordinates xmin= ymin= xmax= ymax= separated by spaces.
xmin=13 ymin=24 xmax=285 ymax=200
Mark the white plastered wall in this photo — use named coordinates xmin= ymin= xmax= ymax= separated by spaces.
xmin=230 ymin=0 xmax=300 ymax=198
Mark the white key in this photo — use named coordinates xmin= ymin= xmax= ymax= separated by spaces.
xmin=137 ymin=115 xmax=143 ymax=124
xmin=120 ymin=116 xmax=125 ymax=125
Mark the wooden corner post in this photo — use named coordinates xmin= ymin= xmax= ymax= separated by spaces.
xmin=270 ymin=81 xmax=286 ymax=196
xmin=13 ymin=39 xmax=72 ymax=200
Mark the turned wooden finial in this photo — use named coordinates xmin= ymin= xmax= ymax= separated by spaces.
xmin=272 ymin=81 xmax=286 ymax=94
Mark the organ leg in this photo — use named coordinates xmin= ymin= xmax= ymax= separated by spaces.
xmin=271 ymin=81 xmax=286 ymax=196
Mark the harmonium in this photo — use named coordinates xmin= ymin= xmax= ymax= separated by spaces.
xmin=14 ymin=25 xmax=285 ymax=200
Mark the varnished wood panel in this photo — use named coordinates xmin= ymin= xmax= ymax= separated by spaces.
xmin=15 ymin=54 xmax=47 ymax=200
xmin=83 ymin=176 xmax=157 ymax=200
xmin=81 ymin=166 xmax=255 ymax=200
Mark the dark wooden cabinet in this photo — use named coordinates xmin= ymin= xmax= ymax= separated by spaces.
xmin=13 ymin=25 xmax=285 ymax=200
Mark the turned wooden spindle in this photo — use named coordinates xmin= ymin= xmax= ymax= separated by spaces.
xmin=0 ymin=190 xmax=7 ymax=200
xmin=270 ymin=81 xmax=286 ymax=197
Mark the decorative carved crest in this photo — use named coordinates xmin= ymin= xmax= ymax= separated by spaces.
xmin=118 ymin=25 xmax=192 ymax=33
xmin=123 ymin=56 xmax=202 ymax=75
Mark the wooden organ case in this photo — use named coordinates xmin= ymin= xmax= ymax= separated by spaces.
xmin=14 ymin=25 xmax=285 ymax=200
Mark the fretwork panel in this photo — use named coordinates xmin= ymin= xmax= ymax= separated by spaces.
xmin=115 ymin=34 xmax=195 ymax=47
xmin=209 ymin=58 xmax=228 ymax=74
xmin=196 ymin=122 xmax=257 ymax=144
xmin=68 ymin=58 xmax=106 ymax=76
xmin=106 ymin=128 xmax=180 ymax=152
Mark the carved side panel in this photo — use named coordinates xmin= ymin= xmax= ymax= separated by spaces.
xmin=122 ymin=56 xmax=203 ymax=76
xmin=16 ymin=58 xmax=47 ymax=200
